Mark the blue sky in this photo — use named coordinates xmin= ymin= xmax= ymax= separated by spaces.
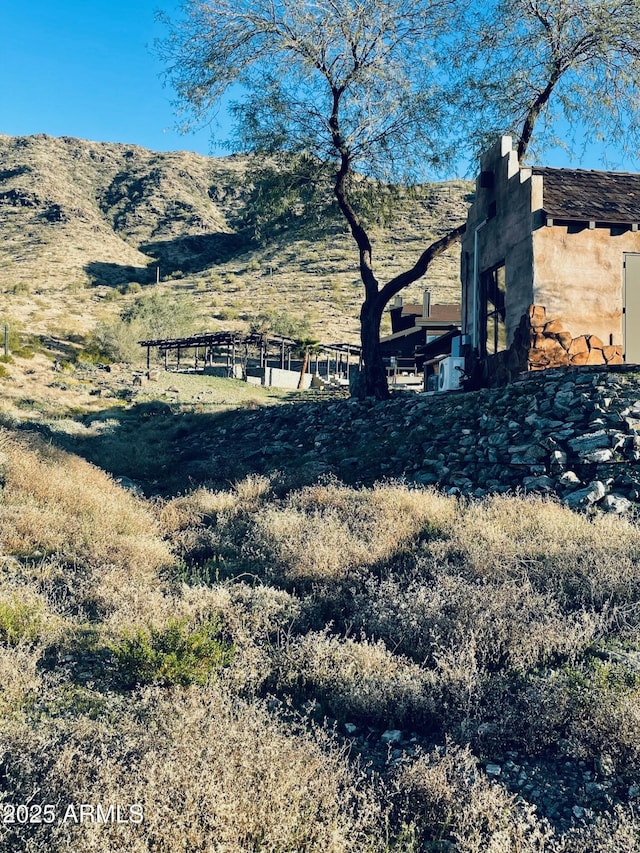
xmin=1 ymin=0 xmax=220 ymax=155
xmin=0 ymin=1 xmax=632 ymax=173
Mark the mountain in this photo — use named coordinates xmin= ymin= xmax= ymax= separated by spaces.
xmin=0 ymin=133 xmax=472 ymax=343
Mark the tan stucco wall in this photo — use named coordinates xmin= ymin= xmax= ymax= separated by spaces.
xmin=463 ymin=136 xmax=640 ymax=356
xmin=532 ymin=225 xmax=640 ymax=347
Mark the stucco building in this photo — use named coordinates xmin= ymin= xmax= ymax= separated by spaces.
xmin=461 ymin=136 xmax=640 ymax=385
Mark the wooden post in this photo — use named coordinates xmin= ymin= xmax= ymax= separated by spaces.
xmin=177 ymin=346 xmax=181 ymax=370
xmin=164 ymin=348 xmax=168 ymax=370
xmin=146 ymin=345 xmax=150 ymax=371
xmin=4 ymin=325 xmax=8 ymax=357
xmin=280 ymin=340 xmax=285 ymax=369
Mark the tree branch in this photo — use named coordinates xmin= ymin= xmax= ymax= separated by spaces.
xmin=378 ymin=222 xmax=466 ymax=307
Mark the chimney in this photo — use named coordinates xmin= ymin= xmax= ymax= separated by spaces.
xmin=422 ymin=290 xmax=431 ymax=318
xmin=392 ymin=295 xmax=403 ymax=309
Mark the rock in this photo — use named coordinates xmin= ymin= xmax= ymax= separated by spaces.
xmin=344 ymin=723 xmax=359 ymax=736
xmin=563 ymin=480 xmax=606 ymax=509
xmin=602 ymin=494 xmax=632 ymax=514
xmin=523 ymin=475 xmax=555 ymax=492
xmin=381 ymin=729 xmax=403 ymax=745
xmin=581 ymin=448 xmax=614 ymax=463
xmin=559 ymin=471 xmax=581 ymax=486
xmin=568 ymin=336 xmax=589 ymax=356
xmin=568 ymin=430 xmax=610 ymax=453
xmin=485 ymin=763 xmax=502 ymax=778
xmin=550 ymin=449 xmax=567 ymax=468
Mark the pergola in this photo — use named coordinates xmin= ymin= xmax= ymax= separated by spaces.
xmin=138 ymin=331 xmax=361 ymax=379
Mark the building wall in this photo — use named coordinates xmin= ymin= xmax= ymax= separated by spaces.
xmin=463 ymin=135 xmax=640 ymax=384
xmin=532 ymin=225 xmax=640 ymax=346
xmin=461 ymin=136 xmax=537 ymax=349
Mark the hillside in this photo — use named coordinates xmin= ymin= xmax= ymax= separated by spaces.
xmin=1 ymin=363 xmax=640 ymax=851
xmin=6 ymin=133 xmax=640 ymax=851
xmin=0 ymin=133 xmax=472 ymax=346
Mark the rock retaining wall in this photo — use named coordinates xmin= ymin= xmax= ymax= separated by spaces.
xmin=210 ymin=364 xmax=640 ymax=516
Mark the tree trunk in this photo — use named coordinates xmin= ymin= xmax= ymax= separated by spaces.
xmin=359 ymin=297 xmax=389 ymax=399
xmin=297 ymin=348 xmax=309 ymax=389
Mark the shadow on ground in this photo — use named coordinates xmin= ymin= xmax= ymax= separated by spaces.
xmin=21 ymin=392 xmax=370 ymax=497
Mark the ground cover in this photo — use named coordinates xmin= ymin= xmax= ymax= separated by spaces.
xmin=0 ymin=360 xmax=639 ymax=851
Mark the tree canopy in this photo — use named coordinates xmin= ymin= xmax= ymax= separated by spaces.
xmin=457 ymin=0 xmax=640 ymax=165
xmin=160 ymin=0 xmax=460 ymax=179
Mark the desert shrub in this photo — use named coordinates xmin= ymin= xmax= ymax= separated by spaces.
xmin=0 ymin=594 xmax=45 ymax=646
xmin=274 ymin=632 xmax=438 ymax=728
xmin=121 ymin=290 xmax=197 ymax=339
xmin=442 ymin=495 xmax=640 ymax=613
xmin=247 ymin=482 xmax=455 ymax=582
xmin=560 ymin=663 xmax=640 ymax=778
xmin=560 ymin=806 xmax=640 ymax=852
xmin=0 ymin=431 xmax=172 ymax=614
xmin=391 ymin=743 xmax=555 ymax=853
xmin=0 ymin=645 xmax=42 ymax=715
xmin=86 ymin=317 xmax=140 ymax=362
xmin=466 ymin=660 xmax=640 ymax=778
xmin=107 ymin=616 xmax=234 ymax=688
xmin=0 ymin=686 xmax=384 ymax=853
xmin=358 ymin=572 xmax=599 ymax=673
xmin=88 ymin=291 xmax=197 ymax=363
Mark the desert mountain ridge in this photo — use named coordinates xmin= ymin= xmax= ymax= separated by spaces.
xmin=0 ymin=132 xmax=472 ymax=343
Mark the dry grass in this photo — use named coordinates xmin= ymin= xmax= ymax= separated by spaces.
xmin=0 ymin=433 xmax=639 ymax=850
xmin=392 ymin=743 xmax=555 ymax=853
xmin=275 ymin=632 xmax=438 ymax=728
xmin=0 ymin=429 xmax=172 ymax=616
xmin=0 ymin=686 xmax=383 ymax=853
xmin=247 ymin=481 xmax=456 ymax=581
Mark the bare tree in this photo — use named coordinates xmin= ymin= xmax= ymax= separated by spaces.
xmin=158 ymin=0 xmax=465 ymax=399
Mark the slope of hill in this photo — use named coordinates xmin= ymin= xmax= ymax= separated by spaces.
xmin=1 ymin=363 xmax=640 ymax=851
xmin=0 ymin=133 xmax=472 ymax=345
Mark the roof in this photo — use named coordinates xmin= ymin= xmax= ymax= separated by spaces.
xmin=391 ymin=302 xmax=461 ymax=322
xmin=533 ymin=167 xmax=640 ymax=224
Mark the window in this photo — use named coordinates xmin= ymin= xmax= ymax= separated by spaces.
xmin=482 ymin=264 xmax=507 ymax=356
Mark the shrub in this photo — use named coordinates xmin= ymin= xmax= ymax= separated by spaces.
xmin=107 ymin=616 xmax=234 ymax=688
xmin=0 ymin=645 xmax=41 ymax=715
xmin=274 ymin=632 xmax=438 ymax=728
xmin=0 ymin=687 xmax=384 ymax=852
xmin=358 ymin=571 xmax=599 ymax=672
xmin=0 ymin=431 xmax=172 ymax=615
xmin=391 ymin=743 xmax=555 ymax=853
xmin=247 ymin=482 xmax=455 ymax=582
xmin=0 ymin=596 xmax=44 ymax=646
